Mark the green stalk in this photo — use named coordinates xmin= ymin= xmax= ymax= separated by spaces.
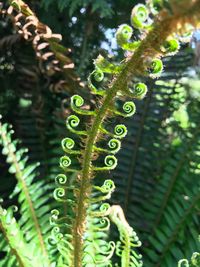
xmin=0 ymin=123 xmax=51 ymax=266
xmin=0 ymin=221 xmax=26 ymax=267
xmin=72 ymin=2 xmax=200 ymax=265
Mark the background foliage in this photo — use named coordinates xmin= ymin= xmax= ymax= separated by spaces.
xmin=0 ymin=0 xmax=199 ymax=266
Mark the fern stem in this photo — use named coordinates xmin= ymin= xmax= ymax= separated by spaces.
xmin=0 ymin=124 xmax=51 ymax=266
xmin=0 ymin=223 xmax=25 ymax=267
xmin=73 ymin=79 xmax=125 ymax=266
xmin=72 ymin=3 xmax=200 ymax=265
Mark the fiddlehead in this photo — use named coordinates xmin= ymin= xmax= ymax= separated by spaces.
xmin=124 ymin=83 xmax=148 ymax=99
xmin=148 ymin=58 xmax=164 ymax=78
xmin=94 ymin=139 xmax=121 ymax=154
xmin=62 ymin=138 xmax=80 ymax=155
xmin=161 ymin=38 xmax=180 ymax=56
xmin=131 ymin=4 xmax=152 ymax=30
xmin=49 ymin=1 xmax=200 ymax=266
xmin=93 ymin=155 xmax=118 ymax=171
xmin=71 ymin=95 xmax=95 ymax=116
xmin=66 ymin=115 xmax=87 ymax=136
xmin=178 ymin=251 xmax=200 ymax=267
xmin=116 ymin=24 xmax=140 ymax=51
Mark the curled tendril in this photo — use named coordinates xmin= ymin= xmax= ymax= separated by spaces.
xmin=48 ymin=226 xmax=63 ymax=246
xmin=148 ymin=58 xmax=163 ymax=78
xmin=88 ymin=69 xmax=106 ymax=96
xmin=100 ymin=124 xmax=127 ymax=140
xmin=191 ymin=252 xmax=200 ymax=265
xmin=161 ymin=38 xmax=180 ymax=55
xmin=66 ymin=115 xmax=87 ymax=136
xmin=131 ymin=4 xmax=152 ymax=30
xmin=128 ymin=83 xmax=148 ymax=99
xmin=93 ymin=68 xmax=104 ymax=82
xmin=60 ymin=156 xmax=71 ymax=170
xmin=108 ymin=139 xmax=121 ymax=153
xmin=94 ymin=241 xmax=115 ymax=263
xmin=94 ymin=138 xmax=121 ymax=154
xmin=116 ymin=241 xmax=123 ymax=257
xmin=50 ymin=210 xmax=72 ymax=228
xmin=71 ymin=95 xmax=95 ymax=115
xmin=51 ymin=209 xmax=59 ymax=217
xmin=115 ymin=24 xmax=140 ymax=51
xmin=114 ymin=124 xmax=127 ymax=139
xmin=113 ymin=101 xmax=136 ymax=117
xmin=178 ymin=259 xmax=189 ymax=267
xmin=93 ymin=155 xmax=117 ymax=171
xmin=95 ymin=55 xmax=122 ymax=74
xmin=62 ymin=138 xmax=74 ymax=150
xmin=101 ymin=180 xmax=115 ymax=193
xmin=177 ymin=252 xmax=200 ymax=267
xmin=104 ymin=155 xmax=117 ymax=169
xmin=93 ymin=217 xmax=111 ymax=231
xmin=116 ymin=24 xmax=133 ymax=44
xmin=99 ymin=203 xmax=111 ymax=213
xmin=91 ymin=203 xmax=111 ymax=217
xmin=54 ymin=188 xmax=66 ymax=202
xmin=61 ymin=138 xmax=80 ymax=155
xmin=123 ymin=101 xmax=136 ymax=117
xmin=92 ymin=180 xmax=115 ymax=203
xmin=55 ymin=174 xmax=68 ymax=186
xmin=71 ymin=94 xmax=84 ymax=108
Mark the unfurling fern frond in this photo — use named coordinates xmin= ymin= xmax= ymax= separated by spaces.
xmin=1 ymin=0 xmax=200 ymax=266
xmin=178 ymin=237 xmax=200 ymax=267
xmin=48 ymin=1 xmax=200 ymax=266
xmin=110 ymin=205 xmax=143 ymax=267
xmin=178 ymin=253 xmax=200 ymax=267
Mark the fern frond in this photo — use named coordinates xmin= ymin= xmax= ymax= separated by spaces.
xmin=112 ymin=49 xmax=193 ymax=233
xmin=50 ymin=1 xmax=200 ymax=266
xmin=110 ymin=205 xmax=143 ymax=267
xmin=0 ymin=117 xmax=52 ymax=266
xmin=5 ymin=0 xmax=82 ymax=94
xmin=0 ymin=205 xmax=37 ymax=267
xmin=178 ymin=250 xmax=200 ymax=267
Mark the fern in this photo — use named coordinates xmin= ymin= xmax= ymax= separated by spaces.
xmin=0 ymin=0 xmax=200 ymax=266
xmin=0 ymin=205 xmax=37 ymax=267
xmin=47 ymin=1 xmax=200 ymax=266
xmin=113 ymin=59 xmax=200 ymax=266
xmin=178 ymin=238 xmax=200 ymax=267
xmin=0 ymin=117 xmax=52 ymax=266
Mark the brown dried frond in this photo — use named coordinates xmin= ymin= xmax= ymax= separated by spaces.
xmin=3 ymin=0 xmax=82 ymax=94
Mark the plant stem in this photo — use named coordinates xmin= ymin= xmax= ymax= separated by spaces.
xmin=0 ymin=222 xmax=25 ymax=267
xmin=0 ymin=123 xmax=51 ymax=266
xmin=72 ymin=1 xmax=200 ymax=265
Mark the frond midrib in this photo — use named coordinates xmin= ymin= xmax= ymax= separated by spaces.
xmin=0 ymin=125 xmax=51 ymax=266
